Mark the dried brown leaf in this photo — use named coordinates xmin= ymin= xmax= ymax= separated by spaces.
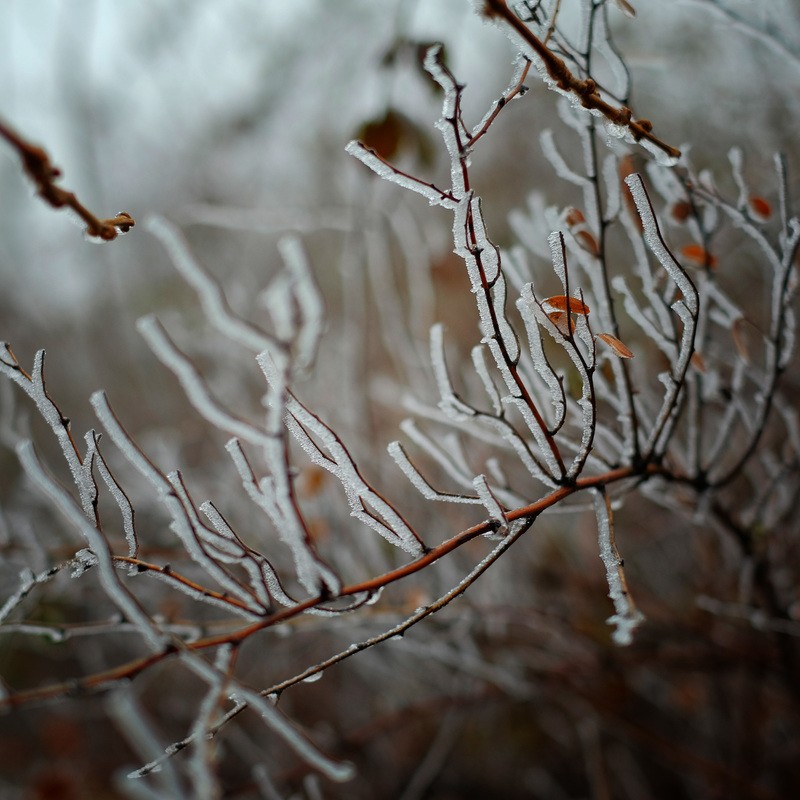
xmin=671 ymin=200 xmax=692 ymax=223
xmin=597 ymin=332 xmax=634 ymax=358
xmin=690 ymin=351 xmax=707 ymax=373
xmin=575 ymin=228 xmax=600 ymax=256
xmin=565 ymin=207 xmax=586 ymax=227
xmin=547 ymin=311 xmax=576 ymax=335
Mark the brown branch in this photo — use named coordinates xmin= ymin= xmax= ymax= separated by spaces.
xmin=114 ymin=556 xmax=260 ymax=614
xmin=468 ymin=57 xmax=532 ymax=147
xmin=0 ymin=462 xmax=662 ymax=711
xmin=0 ymin=117 xmax=135 ymax=241
xmin=482 ymin=0 xmax=681 ymax=161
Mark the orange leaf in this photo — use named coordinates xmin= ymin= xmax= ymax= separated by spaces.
xmin=575 ymin=228 xmax=600 ymax=256
xmin=671 ymin=200 xmax=692 ymax=223
xmin=749 ymin=196 xmax=772 ymax=220
xmin=565 ymin=207 xmax=586 ymax=227
xmin=544 ymin=295 xmax=591 ymax=315
xmin=681 ymin=243 xmax=718 ymax=269
xmin=597 ymin=333 xmax=634 ymax=358
xmin=690 ymin=351 xmax=707 ymax=373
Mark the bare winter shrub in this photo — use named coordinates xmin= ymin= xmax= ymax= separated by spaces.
xmin=1 ymin=2 xmax=799 ymax=798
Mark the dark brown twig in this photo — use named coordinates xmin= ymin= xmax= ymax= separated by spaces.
xmin=482 ymin=0 xmax=681 ymax=161
xmin=0 ymin=117 xmax=134 ymax=241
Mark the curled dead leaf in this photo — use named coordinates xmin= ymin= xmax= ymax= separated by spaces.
xmin=597 ymin=332 xmax=634 ymax=358
xmin=565 ymin=207 xmax=600 ymax=254
xmin=566 ymin=207 xmax=586 ymax=227
xmin=575 ymin=228 xmax=600 ymax=256
xmin=547 ymin=311 xmax=576 ymax=335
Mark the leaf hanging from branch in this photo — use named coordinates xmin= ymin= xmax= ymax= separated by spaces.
xmin=597 ymin=333 xmax=635 ymax=359
xmin=543 ymin=295 xmax=591 ymax=316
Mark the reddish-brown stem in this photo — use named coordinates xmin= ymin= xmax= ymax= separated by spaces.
xmin=482 ymin=0 xmax=681 ymax=160
xmin=0 ymin=461 xmax=662 ymax=711
xmin=114 ymin=556 xmax=260 ymax=613
xmin=468 ymin=58 xmax=532 ymax=148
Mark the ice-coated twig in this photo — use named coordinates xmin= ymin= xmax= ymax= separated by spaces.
xmin=364 ymin=225 xmax=426 ymax=384
xmin=481 ymin=0 xmax=681 ymax=165
xmin=0 ymin=348 xmax=97 ymax=516
xmin=686 ymin=168 xmax=800 ymax=485
xmin=345 ymin=141 xmax=458 ymax=209
xmin=16 ymin=440 xmax=165 ymax=649
xmin=146 ymin=216 xmax=278 ymax=354
xmin=591 ymin=486 xmax=644 ymax=645
xmin=228 ymin=685 xmax=354 ymax=783
xmin=91 ymin=439 xmax=139 ymax=558
xmin=137 ymin=315 xmax=271 ymax=447
xmin=281 ymin=390 xmax=426 ymax=557
xmin=470 ymin=52 xmax=531 ymax=145
xmin=199 ymin=501 xmax=274 ymax=610
xmin=93 ymin=389 xmax=293 ymax=611
xmin=518 ymin=238 xmax=597 ymax=479
xmin=224 ymin=437 xmax=329 ymax=606
xmin=471 ymin=344 xmax=503 ymax=416
xmin=273 ymin=236 xmax=325 ymax=372
xmin=625 ymin=175 xmax=698 ymax=317
xmin=624 ymin=174 xmax=699 ymax=458
xmin=472 ymin=474 xmax=509 ymax=536
xmin=430 ymin=324 xmax=478 ymax=421
xmin=161 ymin=515 xmax=537 ymax=765
xmin=516 ymin=286 xmax=566 ymax=430
xmin=540 ymin=129 xmax=591 ymax=189
xmin=255 ymin=352 xmax=343 ymax=596
xmin=166 ymin=471 xmax=266 ymax=615
xmin=388 ymin=440 xmax=484 ymax=506
xmin=187 ymin=646 xmax=236 ymax=800
xmin=109 ymin=688 xmax=187 ymax=798
xmin=398 ymin=418 xmax=507 ymax=502
xmin=91 ymin=390 xmax=174 ymax=496
xmin=0 ymin=562 xmax=63 ymax=626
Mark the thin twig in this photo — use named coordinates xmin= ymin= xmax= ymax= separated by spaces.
xmin=0 ymin=117 xmax=134 ymax=241
xmin=482 ymin=0 xmax=681 ymax=160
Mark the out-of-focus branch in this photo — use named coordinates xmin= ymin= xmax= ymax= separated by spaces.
xmin=0 ymin=117 xmax=134 ymax=241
